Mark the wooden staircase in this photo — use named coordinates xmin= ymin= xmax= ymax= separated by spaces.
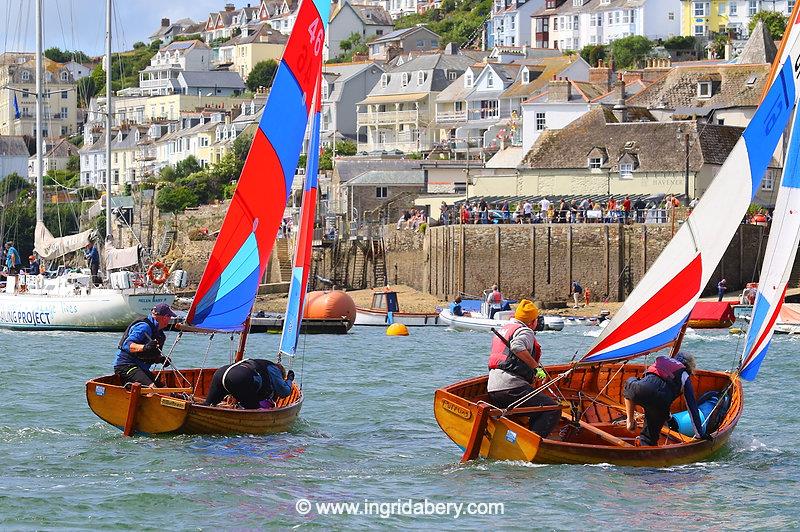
xmin=371 ymin=237 xmax=387 ymax=287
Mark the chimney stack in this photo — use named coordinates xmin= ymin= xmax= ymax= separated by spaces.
xmin=161 ymin=18 xmax=170 ymax=27
xmin=225 ymin=3 xmax=236 ymax=11
xmin=589 ymin=58 xmax=613 ymax=92
xmin=549 ymin=77 xmax=572 ymax=102
xmin=612 ymin=73 xmax=627 ymax=122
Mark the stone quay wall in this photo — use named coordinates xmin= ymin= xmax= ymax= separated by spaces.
xmin=387 ymin=223 xmax=773 ymax=303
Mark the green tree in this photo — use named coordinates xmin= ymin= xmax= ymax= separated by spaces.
xmin=149 ymin=40 xmax=163 ymax=52
xmin=335 ymin=139 xmax=357 ymax=156
xmin=133 ymin=41 xmax=146 ymax=49
xmin=749 ymin=11 xmax=788 ymax=40
xmin=76 ymin=76 xmax=97 ymax=107
xmin=66 ymin=154 xmax=80 ymax=173
xmin=580 ymin=44 xmax=607 ymax=67
xmin=174 ymin=155 xmax=202 ymax=179
xmin=44 ymin=47 xmax=70 ymax=63
xmin=156 ymin=183 xmax=198 ymax=214
xmin=232 ymin=131 xmax=254 ymax=171
xmin=709 ymin=33 xmax=730 ymax=59
xmin=393 ymin=0 xmax=491 ymax=49
xmin=610 ymin=35 xmax=653 ymax=69
xmin=0 ymin=172 xmax=29 ymax=193
xmin=90 ymin=65 xmax=107 ymax=96
xmin=662 ymin=35 xmax=696 ymax=50
xmin=177 ymin=171 xmax=220 ymax=205
xmin=246 ymin=60 xmax=279 ymax=92
xmin=159 ymin=166 xmax=177 ymax=182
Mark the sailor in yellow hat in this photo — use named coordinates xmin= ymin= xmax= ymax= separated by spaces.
xmin=486 ymin=299 xmax=560 ymax=438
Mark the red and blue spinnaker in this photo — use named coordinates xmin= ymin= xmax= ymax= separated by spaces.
xmin=187 ymin=0 xmax=329 ymax=331
xmin=279 ymin=69 xmax=322 ymax=359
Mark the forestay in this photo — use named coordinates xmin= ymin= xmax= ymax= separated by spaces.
xmin=581 ymin=27 xmax=800 ymax=364
xmin=186 ymin=0 xmax=330 ymax=332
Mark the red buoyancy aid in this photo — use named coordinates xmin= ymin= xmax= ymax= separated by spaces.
xmin=646 ymin=356 xmax=686 ymax=395
xmin=488 ymin=322 xmax=541 ymax=382
xmin=489 ymin=290 xmax=502 ymax=304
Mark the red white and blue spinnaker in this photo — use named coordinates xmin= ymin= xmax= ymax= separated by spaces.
xmin=186 ymin=0 xmax=329 ymax=332
xmin=582 ymin=22 xmax=800 ymax=364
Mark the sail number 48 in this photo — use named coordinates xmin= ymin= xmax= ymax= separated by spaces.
xmin=308 ymin=19 xmax=323 ymax=56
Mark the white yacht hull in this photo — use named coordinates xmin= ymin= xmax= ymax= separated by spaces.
xmin=439 ymin=310 xmax=565 ymax=332
xmin=0 ymin=290 xmax=175 ymax=331
xmin=354 ymin=308 xmax=443 ymax=326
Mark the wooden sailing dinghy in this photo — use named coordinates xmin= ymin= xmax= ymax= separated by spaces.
xmin=436 ymin=10 xmax=800 ymax=466
xmin=85 ymin=0 xmax=330 ymax=435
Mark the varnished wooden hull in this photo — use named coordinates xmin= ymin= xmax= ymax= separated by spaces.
xmin=687 ymin=319 xmax=735 ymax=329
xmin=86 ymin=368 xmax=302 ymax=435
xmin=354 ymin=308 xmax=443 ymax=326
xmin=434 ymin=363 xmax=743 ymax=467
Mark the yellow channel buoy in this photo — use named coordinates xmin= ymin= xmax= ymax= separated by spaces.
xmin=386 ymin=323 xmax=409 ymax=336
xmin=729 ymin=327 xmax=743 ymax=335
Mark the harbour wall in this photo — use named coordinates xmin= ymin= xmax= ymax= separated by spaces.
xmin=384 ymin=223 xmax=773 ymax=303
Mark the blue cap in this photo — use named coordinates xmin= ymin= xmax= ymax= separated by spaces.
xmin=153 ymin=303 xmax=176 ymax=317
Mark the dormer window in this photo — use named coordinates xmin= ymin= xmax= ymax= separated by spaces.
xmin=697 ymin=81 xmax=712 ymax=98
xmin=417 ymin=71 xmax=425 ymax=85
xmin=381 ymin=73 xmax=388 ymax=88
xmin=572 ymin=0 xmax=582 ymax=6
xmin=588 ymin=157 xmax=603 ymax=170
xmin=522 ymin=69 xmax=529 ymax=84
xmin=465 ymin=72 xmax=474 ymax=88
xmin=60 ymin=71 xmax=68 ymax=81
xmin=401 ymin=72 xmax=409 ymax=87
xmin=448 ymin=71 xmax=457 ymax=80
xmin=487 ymin=72 xmax=494 ymax=88
xmin=619 ymin=163 xmax=633 ymax=178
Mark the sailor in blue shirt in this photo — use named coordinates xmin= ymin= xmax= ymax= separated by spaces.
xmin=114 ymin=303 xmax=176 ymax=387
xmin=84 ymin=241 xmax=101 ymax=285
xmin=4 ymin=241 xmax=21 ymax=274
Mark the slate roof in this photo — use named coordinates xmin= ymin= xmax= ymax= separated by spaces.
xmin=364 ymin=52 xmax=478 ymax=97
xmin=346 ymin=169 xmax=425 ymax=186
xmin=0 ymin=136 xmax=31 ymax=157
xmin=737 ymin=20 xmax=777 ymax=65
xmin=43 ymin=138 xmax=79 ymax=158
xmin=335 ymin=157 xmax=424 ymax=183
xmin=546 ymin=0 xmax=647 ymax=14
xmin=626 ymin=63 xmax=769 ymax=112
xmin=521 ymin=107 xmax=744 ymax=173
xmin=525 ymin=79 xmax=648 ymax=104
xmin=324 ymin=62 xmax=383 ymax=103
xmin=370 ymin=27 xmax=434 ymax=45
xmin=350 ymin=4 xmax=393 ymax=26
xmin=178 ymin=71 xmax=246 ymax=89
xmin=501 ymin=55 xmax=582 ymax=99
xmin=222 ymin=24 xmax=289 ymax=46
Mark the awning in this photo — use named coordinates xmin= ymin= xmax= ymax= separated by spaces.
xmin=359 ymin=92 xmax=429 ymax=105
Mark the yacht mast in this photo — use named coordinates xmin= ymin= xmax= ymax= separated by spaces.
xmin=105 ymin=0 xmax=113 ymax=240
xmin=35 ymin=0 xmax=43 ymax=223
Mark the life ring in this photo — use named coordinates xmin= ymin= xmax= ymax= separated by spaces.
xmin=147 ymin=262 xmax=169 ymax=285
xmin=132 ymin=273 xmax=145 ymax=288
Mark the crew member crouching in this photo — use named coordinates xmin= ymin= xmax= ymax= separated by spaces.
xmin=204 ymin=359 xmax=294 ymax=409
xmin=114 ymin=303 xmax=176 ymax=387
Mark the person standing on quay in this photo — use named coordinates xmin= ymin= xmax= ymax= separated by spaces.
xmin=717 ymin=278 xmax=727 ymax=302
xmin=571 ymin=280 xmax=584 ymax=308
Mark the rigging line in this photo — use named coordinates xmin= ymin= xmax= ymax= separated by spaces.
xmin=578 ymin=361 xmax=628 ymax=422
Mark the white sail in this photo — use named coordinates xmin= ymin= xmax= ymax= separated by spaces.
xmin=582 ymin=26 xmax=800 ymax=364
xmin=34 ymin=221 xmax=95 ymax=261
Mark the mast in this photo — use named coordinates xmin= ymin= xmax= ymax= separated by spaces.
xmin=105 ymin=0 xmax=113 ymax=240
xmin=35 ymin=0 xmax=43 ymax=223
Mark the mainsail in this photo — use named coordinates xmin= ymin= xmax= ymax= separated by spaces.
xmin=34 ymin=221 xmax=95 ymax=262
xmin=581 ymin=33 xmax=800 ymax=364
xmin=186 ymin=0 xmax=329 ymax=331
xmin=279 ymin=72 xmax=322 ymax=359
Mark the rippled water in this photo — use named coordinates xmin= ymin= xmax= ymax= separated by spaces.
xmin=0 ymin=325 xmax=798 ymax=529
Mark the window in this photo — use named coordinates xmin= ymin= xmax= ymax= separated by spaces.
xmin=535 ymin=111 xmax=546 ymax=131
xmin=590 ymin=35 xmax=597 ymax=44
xmin=60 ymin=71 xmax=68 ymax=81
xmin=588 ymin=157 xmax=602 ymax=169
xmin=455 ymin=101 xmax=464 ymax=112
xmin=522 ymin=70 xmax=530 ymax=83
xmin=417 ymin=71 xmax=425 ymax=84
xmin=694 ymin=2 xmax=706 ymax=16
xmin=21 ymin=70 xmax=30 ymax=81
xmin=718 ymin=2 xmax=725 ymax=14
xmin=416 ymin=39 xmax=425 ymax=48
xmin=401 ymin=72 xmax=409 ymax=87
xmin=465 ymin=72 xmax=473 ymax=87
xmin=694 ymin=24 xmax=706 ymax=36
xmin=510 ymin=17 xmax=515 ymax=30
xmin=622 ymin=10 xmax=629 ymax=23
xmin=762 ymin=169 xmax=776 ymax=191
xmin=61 ymin=126 xmax=68 ymax=135
xmin=487 ymin=72 xmax=494 ymax=87
xmin=553 ymin=17 xmax=558 ymax=30
xmin=573 ymin=15 xmax=579 ymax=29
xmin=619 ymin=163 xmax=633 ymax=178
xmin=381 ymin=73 xmax=388 ymax=88
xmin=376 ymin=186 xmax=388 ymax=198
xmin=697 ymin=81 xmax=712 ymax=97
xmin=590 ymin=14 xmax=596 ymax=26
xmin=61 ymin=107 xmax=68 ymax=117
xmin=729 ymin=2 xmax=737 ymax=14
xmin=749 ymin=0 xmax=756 ymax=15
xmin=200 ymin=137 xmax=209 ymax=147
xmin=717 ymin=118 xmax=725 ymax=125
xmin=448 ymin=71 xmax=457 ymax=80
xmin=600 ymin=0 xmax=610 ymax=4
xmin=61 ymin=90 xmax=68 ymax=99
xmin=788 ymin=0 xmax=795 ymax=13
xmin=572 ymin=0 xmax=581 ymax=5
xmin=22 ymin=89 xmax=29 ymax=98
xmin=596 ymin=13 xmax=602 ymax=26
xmin=668 ymin=11 xmax=675 ymax=20
xmin=614 ymin=11 xmax=620 ymax=23
xmin=431 ymin=39 xmax=438 ymax=47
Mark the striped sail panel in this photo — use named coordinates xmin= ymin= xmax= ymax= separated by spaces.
xmin=280 ymin=84 xmax=322 ymax=357
xmin=581 ymin=58 xmax=799 ymax=364
xmin=186 ymin=0 xmax=326 ymax=331
xmin=740 ymin=110 xmax=800 ymax=380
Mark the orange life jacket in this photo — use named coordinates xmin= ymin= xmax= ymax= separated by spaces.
xmin=488 ymin=322 xmax=541 ymax=381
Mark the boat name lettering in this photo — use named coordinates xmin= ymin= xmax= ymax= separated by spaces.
xmin=160 ymin=397 xmax=187 ymax=410
xmin=441 ymin=399 xmax=471 ymax=420
xmin=0 ymin=309 xmax=52 ymax=325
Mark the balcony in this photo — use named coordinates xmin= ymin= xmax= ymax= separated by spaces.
xmin=358 ymin=109 xmax=419 ymax=126
xmin=435 ymin=110 xmax=467 ymax=123
xmin=466 ymin=108 xmax=510 ymax=122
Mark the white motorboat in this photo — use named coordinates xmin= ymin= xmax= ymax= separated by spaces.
xmin=439 ymin=307 xmax=564 ymax=332
xmin=0 ymin=271 xmax=174 ymax=331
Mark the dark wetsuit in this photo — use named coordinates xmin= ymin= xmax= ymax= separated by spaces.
xmin=204 ymin=359 xmax=293 ymax=409
xmin=113 ymin=317 xmax=166 ymax=386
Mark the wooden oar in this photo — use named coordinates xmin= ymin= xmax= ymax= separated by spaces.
xmin=561 ymin=411 xmax=632 ymax=447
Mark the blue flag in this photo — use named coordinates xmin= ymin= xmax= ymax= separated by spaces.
xmin=12 ymin=93 xmax=20 ymax=119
